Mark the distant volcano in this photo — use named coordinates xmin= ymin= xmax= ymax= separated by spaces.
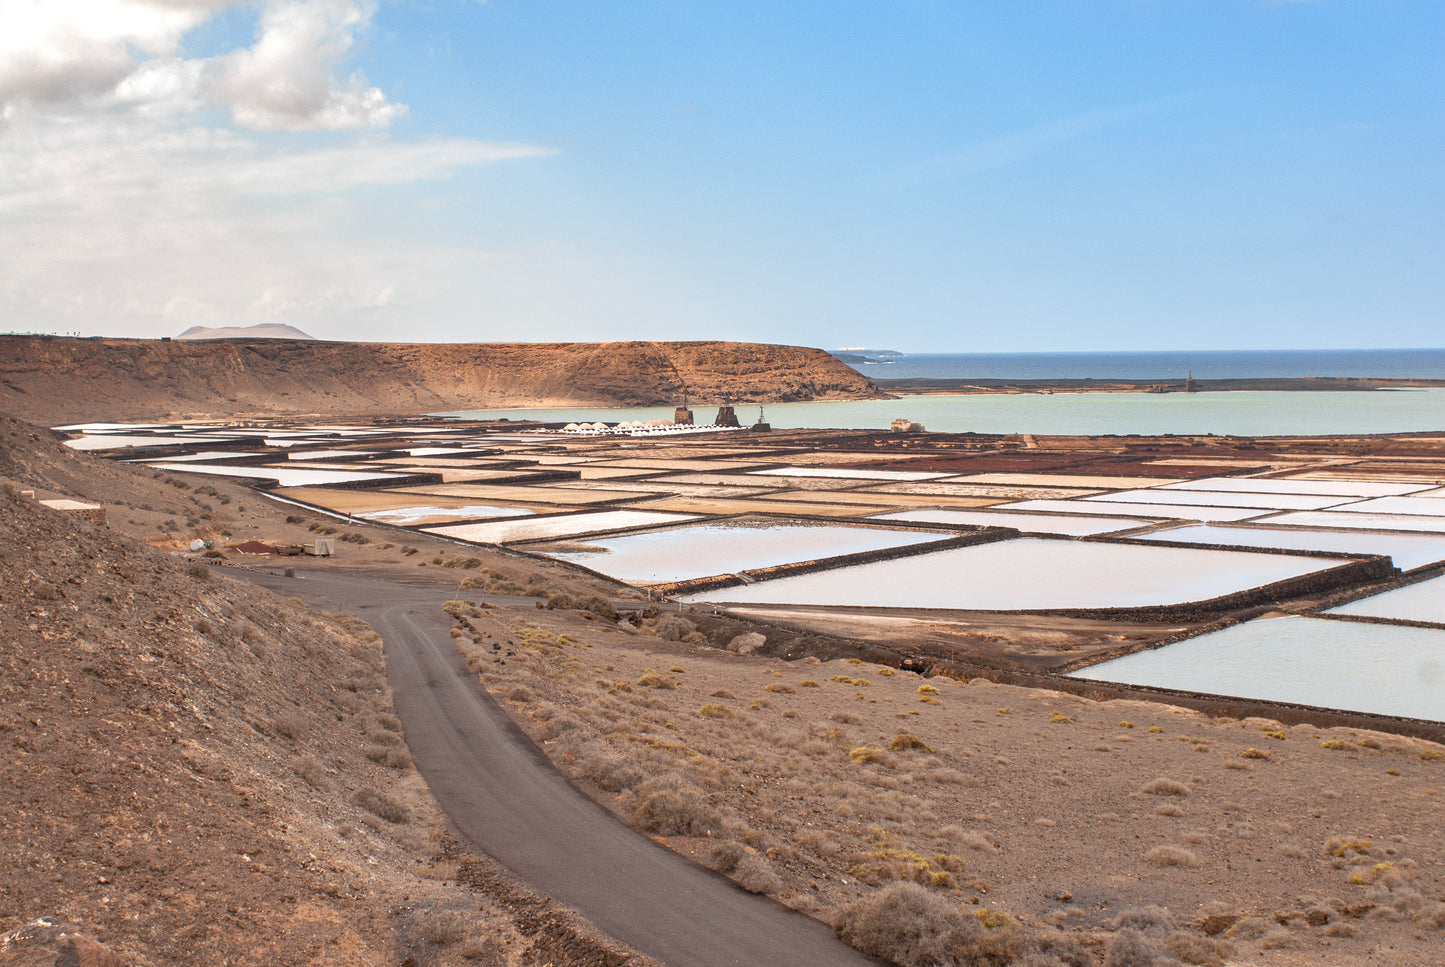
xmin=176 ymin=323 xmax=315 ymax=340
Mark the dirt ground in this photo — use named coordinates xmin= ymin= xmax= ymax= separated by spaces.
xmin=449 ymin=601 xmax=1445 ymax=966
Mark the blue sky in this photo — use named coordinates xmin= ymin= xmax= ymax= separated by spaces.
xmin=1 ymin=1 xmax=1441 ymax=351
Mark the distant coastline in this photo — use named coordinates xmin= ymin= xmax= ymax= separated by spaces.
xmin=836 ymin=348 xmax=1445 ymax=382
xmin=875 ymin=376 xmax=1445 ymax=395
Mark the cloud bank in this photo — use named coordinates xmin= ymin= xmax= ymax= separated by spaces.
xmin=0 ymin=1 xmax=555 ymax=338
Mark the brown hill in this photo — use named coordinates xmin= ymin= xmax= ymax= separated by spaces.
xmin=0 ymin=421 xmax=648 ymax=966
xmin=0 ymin=336 xmax=884 ymax=424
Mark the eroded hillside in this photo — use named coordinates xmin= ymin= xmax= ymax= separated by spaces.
xmin=0 ymin=337 xmax=884 ymax=424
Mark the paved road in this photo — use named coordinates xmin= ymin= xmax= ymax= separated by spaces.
xmin=239 ymin=567 xmax=879 ymax=967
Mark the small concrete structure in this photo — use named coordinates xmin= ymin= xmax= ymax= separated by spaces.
xmin=37 ymin=498 xmax=107 ymax=527
xmin=674 ymin=406 xmax=694 ymax=425
xmin=715 ymin=405 xmax=740 ymax=427
xmin=303 ymin=538 xmax=336 ymax=557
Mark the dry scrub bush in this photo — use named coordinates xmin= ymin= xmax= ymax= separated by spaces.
xmin=654 ymin=614 xmax=696 ymax=640
xmin=632 ymin=778 xmax=722 ymax=836
xmin=833 ymin=882 xmax=1027 ymax=967
xmin=637 ymin=669 xmax=678 ymax=689
xmin=733 ymin=855 xmax=783 ymax=894
xmin=577 ymin=747 xmax=647 ymax=792
xmin=849 ymin=746 xmax=891 ymax=765
xmin=356 ymin=786 xmax=409 ymax=824
xmin=272 ymin=709 xmax=310 ymax=739
xmin=364 ymin=743 xmax=415 ymax=769
xmin=288 ymin=754 xmax=327 ymax=787
xmin=889 ymin=733 xmax=932 ymax=752
xmin=697 ymin=703 xmax=734 ymax=719
xmin=1102 ymin=928 xmax=1158 ymax=967
xmin=420 ymin=911 xmax=469 ymax=945
xmin=1140 ymin=778 xmax=1189 ymax=796
xmin=850 ymin=845 xmax=966 ymax=890
xmin=1144 ymin=845 xmax=1199 ymax=868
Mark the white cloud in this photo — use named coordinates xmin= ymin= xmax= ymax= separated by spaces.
xmin=0 ymin=0 xmax=403 ymax=130
xmin=207 ymin=0 xmax=403 ymax=130
xmin=0 ymin=0 xmax=233 ymax=112
xmin=0 ymin=0 xmax=559 ymax=339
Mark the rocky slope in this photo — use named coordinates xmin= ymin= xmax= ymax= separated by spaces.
xmin=0 ymin=336 xmax=884 ymax=424
xmin=0 ymin=415 xmax=650 ymax=966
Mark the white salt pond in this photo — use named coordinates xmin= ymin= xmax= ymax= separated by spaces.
xmin=1087 ymin=489 xmax=1352 ymax=511
xmin=871 ymin=509 xmax=1152 ymax=536
xmin=1328 ymin=574 xmax=1445 ymax=625
xmin=66 ymin=434 xmax=231 ymax=450
xmin=358 ymin=504 xmax=534 ymax=525
xmin=683 ymin=539 xmax=1343 ymax=611
xmin=534 ymin=519 xmax=949 ymax=584
xmin=1164 ymin=478 xmax=1429 ymax=498
xmin=1135 ymin=525 xmax=1445 ymax=572
xmin=424 ymin=510 xmax=698 ymax=545
xmin=1001 ymin=499 xmax=1266 ymax=522
xmin=1333 ymin=496 xmax=1445 ymax=518
xmin=1069 ymin=615 xmax=1445 ymax=721
xmin=1257 ymin=511 xmax=1445 ymax=535
xmin=145 ymin=463 xmax=401 ymax=487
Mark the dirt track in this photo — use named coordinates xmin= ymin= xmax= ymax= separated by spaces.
xmin=238 ymin=566 xmax=879 ymax=967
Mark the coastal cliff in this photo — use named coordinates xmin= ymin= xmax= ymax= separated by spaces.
xmin=0 ymin=336 xmax=885 ymax=423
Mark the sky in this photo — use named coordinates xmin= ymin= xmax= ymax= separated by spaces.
xmin=0 ymin=1 xmax=1441 ymax=352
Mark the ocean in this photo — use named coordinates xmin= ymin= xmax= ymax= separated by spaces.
xmin=850 ymin=348 xmax=1445 ymax=381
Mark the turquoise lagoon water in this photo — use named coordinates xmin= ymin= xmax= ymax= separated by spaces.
xmin=440 ymin=388 xmax=1445 ymax=437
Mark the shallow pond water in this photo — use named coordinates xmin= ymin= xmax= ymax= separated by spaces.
xmin=1163 ymin=478 xmax=1429 ymax=498
xmin=1334 ymin=496 xmax=1445 ymax=518
xmin=535 ymin=519 xmax=948 ymax=584
xmin=1089 ymin=489 xmax=1353 ymax=511
xmin=1134 ymin=524 xmax=1445 ymax=572
xmin=358 ymin=504 xmax=534 ymax=525
xmin=145 ymin=462 xmax=402 ymax=487
xmin=1069 ymin=615 xmax=1445 ymax=721
xmin=425 ymin=510 xmax=698 ymax=544
xmin=1256 ymin=511 xmax=1445 ymax=535
xmin=683 ymin=539 xmax=1342 ymax=611
xmin=1328 ymin=574 xmax=1445 ymax=624
xmin=1001 ymin=498 xmax=1267 ymax=522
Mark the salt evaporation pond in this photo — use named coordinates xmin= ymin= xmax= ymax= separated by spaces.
xmin=359 ymin=504 xmax=534 ymax=525
xmin=871 ymin=509 xmax=1151 ymax=536
xmin=1134 ymin=525 xmax=1445 ymax=572
xmin=1001 ymin=498 xmax=1266 ymax=523
xmin=683 ymin=539 xmax=1342 ymax=611
xmin=1334 ymin=496 xmax=1445 ymax=518
xmin=1087 ymin=489 xmax=1351 ymax=511
xmin=535 ymin=519 xmax=948 ymax=584
xmin=1069 ymin=616 xmax=1445 ymax=721
xmin=1258 ymin=511 xmax=1445 ymax=535
xmin=1163 ymin=479 xmax=1429 ymax=498
xmin=145 ymin=462 xmax=402 ymax=487
xmin=425 ymin=510 xmax=697 ymax=544
xmin=1329 ymin=574 xmax=1445 ymax=625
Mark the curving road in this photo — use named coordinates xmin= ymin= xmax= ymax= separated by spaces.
xmin=239 ymin=567 xmax=879 ymax=967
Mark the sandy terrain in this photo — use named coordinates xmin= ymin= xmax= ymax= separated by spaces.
xmin=451 ymin=602 xmax=1445 ymax=965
